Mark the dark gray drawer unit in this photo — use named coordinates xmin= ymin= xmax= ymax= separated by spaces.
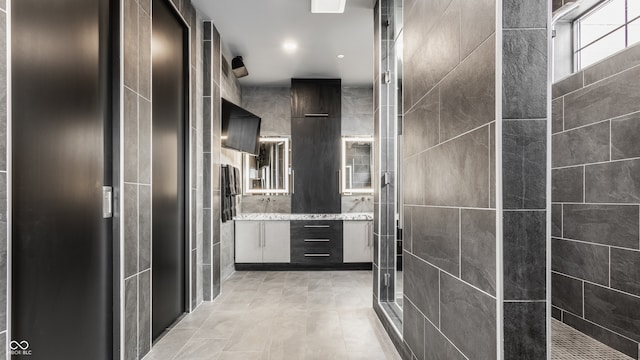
xmin=290 ymin=220 xmax=343 ymax=264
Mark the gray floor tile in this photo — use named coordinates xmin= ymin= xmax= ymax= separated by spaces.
xmin=146 ymin=271 xmax=400 ymax=360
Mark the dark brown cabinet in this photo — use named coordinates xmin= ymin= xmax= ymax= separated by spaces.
xmin=291 ymin=78 xmax=341 ymax=118
xmin=291 ymin=79 xmax=342 ymax=214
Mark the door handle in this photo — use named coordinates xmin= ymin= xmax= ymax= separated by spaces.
xmin=304 ymin=239 xmax=330 ymax=242
xmin=304 ymin=225 xmax=330 ymax=228
xmin=291 ymin=169 xmax=295 ymax=195
xmin=102 ymin=186 xmax=113 ymax=218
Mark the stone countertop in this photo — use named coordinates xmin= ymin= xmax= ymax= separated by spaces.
xmin=234 ymin=213 xmax=373 ymax=221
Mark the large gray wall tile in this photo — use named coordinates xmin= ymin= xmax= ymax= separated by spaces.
xmin=585 ymin=159 xmax=640 ymax=203
xmin=403 ymin=88 xmax=439 ymax=157
xmin=503 ymin=302 xmax=547 ymax=360
xmin=610 ymin=248 xmax=640 ymax=296
xmin=552 ymin=121 xmax=610 ymax=167
xmin=503 ymin=120 xmax=546 ymax=209
xmin=138 ymin=8 xmax=151 ymax=99
xmin=403 ymin=0 xmax=458 ymax=109
xmin=583 ymin=43 xmax=640 ymax=86
xmin=138 ymin=271 xmax=151 ymax=358
xmin=423 ymin=126 xmax=490 ymax=208
xmin=552 ymin=167 xmax=584 ymax=203
xmin=124 ymin=276 xmax=138 ymax=360
xmin=424 ymin=319 xmax=466 ymax=360
xmin=502 ymin=30 xmax=547 ymax=119
xmin=124 ymin=184 xmax=138 ymax=278
xmin=611 ymin=112 xmax=640 ymax=160
xmin=460 ymin=0 xmax=495 ymax=58
xmin=412 ymin=206 xmax=459 ymax=275
xmin=403 ymin=298 xmax=425 ymax=360
xmin=139 ymin=98 xmax=151 ymax=184
xmin=551 ymin=272 xmax=583 ymax=316
xmin=564 ymin=66 xmax=640 ymax=130
xmin=203 ymin=40 xmax=212 ymax=97
xmin=563 ymin=312 xmax=640 ymax=359
xmin=242 ymin=87 xmax=291 ymax=136
xmin=551 ymin=204 xmax=562 ymax=237
xmin=404 ymin=252 xmax=440 ymax=324
xmin=139 ymin=185 xmax=151 ymax=271
xmin=123 ymin=0 xmax=138 ymax=91
xmin=563 ymin=204 xmax=639 ymax=249
xmin=552 ymin=98 xmax=563 ymax=134
xmin=503 ymin=0 xmax=547 ymax=28
xmin=212 ymin=243 xmax=221 ymax=299
xmin=552 ymin=71 xmax=583 ymax=99
xmin=460 ymin=209 xmax=496 ymax=295
xmin=124 ymin=89 xmax=138 ymax=183
xmin=440 ymin=273 xmax=497 ymax=360
xmin=403 ymin=154 xmax=424 ymax=205
xmin=584 ymin=283 xmax=640 ymax=342
xmin=503 ymin=211 xmax=546 ymax=300
xmin=552 ymin=238 xmax=609 ymax=285
xmin=440 ymin=36 xmax=495 ymax=141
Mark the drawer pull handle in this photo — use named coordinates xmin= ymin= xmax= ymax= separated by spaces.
xmin=303 ymin=225 xmax=330 ymax=228
xmin=304 ymin=239 xmax=330 ymax=242
xmin=304 ymin=253 xmax=331 ymax=257
xmin=304 ymin=113 xmax=329 ymax=117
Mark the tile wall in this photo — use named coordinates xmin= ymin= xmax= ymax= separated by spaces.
xmin=122 ymin=0 xmax=203 ymax=359
xmin=551 ymin=43 xmax=640 ymax=360
xmin=502 ymin=1 xmax=549 ymax=359
xmin=395 ymin=0 xmax=549 ymax=358
xmin=202 ymin=21 xmax=222 ymax=302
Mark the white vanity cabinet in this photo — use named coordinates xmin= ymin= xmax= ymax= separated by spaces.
xmin=235 ymin=221 xmax=290 ymax=263
xmin=343 ymin=221 xmax=373 ymax=263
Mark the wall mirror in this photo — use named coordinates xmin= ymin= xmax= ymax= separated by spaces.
xmin=243 ymin=137 xmax=290 ymax=194
xmin=341 ymin=137 xmax=374 ymax=194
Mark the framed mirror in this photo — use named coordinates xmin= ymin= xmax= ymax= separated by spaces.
xmin=243 ymin=137 xmax=290 ymax=194
xmin=341 ymin=137 xmax=374 ymax=194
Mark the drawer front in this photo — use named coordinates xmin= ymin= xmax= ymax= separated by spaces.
xmin=290 ymin=220 xmax=343 ymax=263
xmin=290 ymin=220 xmax=342 ymax=239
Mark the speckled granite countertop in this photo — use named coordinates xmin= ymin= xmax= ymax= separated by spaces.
xmin=234 ymin=213 xmax=373 ymax=221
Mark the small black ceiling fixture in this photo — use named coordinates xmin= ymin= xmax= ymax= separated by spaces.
xmin=231 ymin=56 xmax=249 ymax=78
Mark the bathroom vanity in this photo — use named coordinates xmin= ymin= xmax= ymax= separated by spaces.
xmin=234 ymin=213 xmax=373 ymax=270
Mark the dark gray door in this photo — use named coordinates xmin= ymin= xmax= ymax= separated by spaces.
xmin=11 ymin=0 xmax=114 ymax=359
xmin=152 ymin=0 xmax=188 ymax=340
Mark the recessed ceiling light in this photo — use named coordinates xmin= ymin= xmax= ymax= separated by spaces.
xmin=337 ymin=54 xmax=345 ymax=59
xmin=311 ymin=0 xmax=346 ymax=13
xmin=283 ymin=41 xmax=298 ymax=53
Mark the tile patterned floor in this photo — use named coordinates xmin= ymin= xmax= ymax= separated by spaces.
xmin=552 ymin=319 xmax=634 ymax=360
xmin=144 ymin=271 xmax=402 ymax=360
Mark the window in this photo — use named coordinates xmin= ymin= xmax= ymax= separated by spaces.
xmin=575 ymin=0 xmax=640 ymax=69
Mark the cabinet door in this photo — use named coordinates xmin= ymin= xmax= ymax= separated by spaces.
xmin=263 ymin=221 xmax=291 ymax=263
xmin=291 ymin=79 xmax=341 ymax=117
xmin=291 ymin=116 xmax=341 ymax=213
xmin=343 ymin=221 xmax=373 ymax=263
xmin=235 ymin=221 xmax=263 ymax=263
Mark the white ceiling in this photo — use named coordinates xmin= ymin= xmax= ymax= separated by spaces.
xmin=192 ymin=0 xmax=376 ymax=86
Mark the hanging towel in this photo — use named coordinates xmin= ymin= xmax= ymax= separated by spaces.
xmin=221 ymin=165 xmax=240 ymax=222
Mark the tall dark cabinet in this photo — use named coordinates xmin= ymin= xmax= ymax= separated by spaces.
xmin=291 ymin=79 xmax=341 ymax=213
